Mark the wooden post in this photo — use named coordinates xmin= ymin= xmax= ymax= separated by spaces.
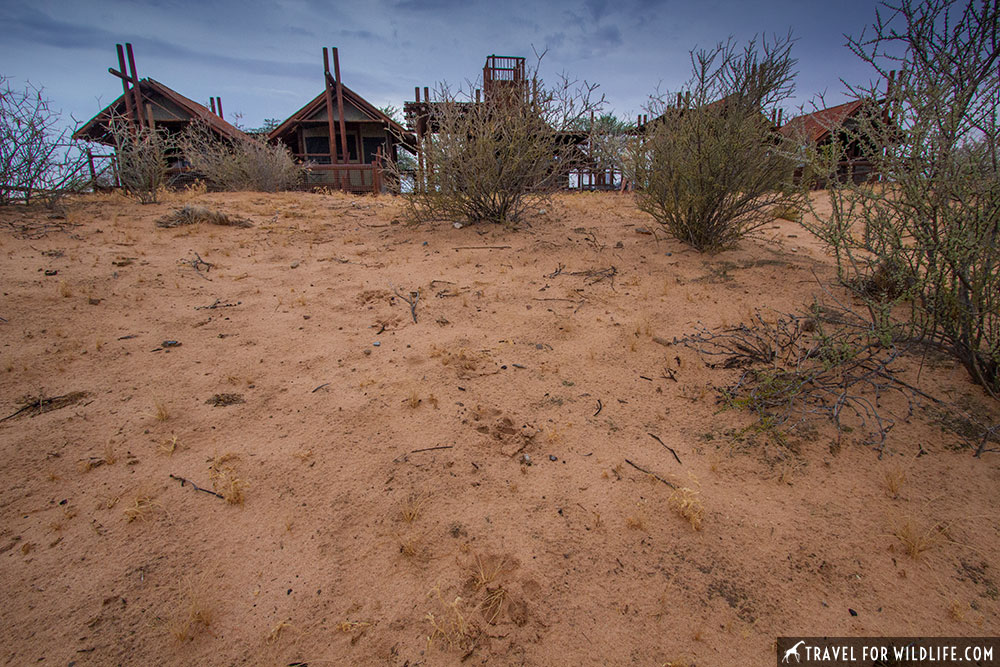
xmin=216 ymin=97 xmax=224 ymax=120
xmin=115 ymin=44 xmax=135 ymax=130
xmin=86 ymin=148 xmax=97 ymax=189
xmin=415 ymin=86 xmax=424 ymax=193
xmin=323 ymin=46 xmax=343 ymax=189
xmin=125 ymin=43 xmax=145 ymax=129
xmin=210 ymin=97 xmax=217 ymax=115
xmin=333 ymin=48 xmax=349 ymax=165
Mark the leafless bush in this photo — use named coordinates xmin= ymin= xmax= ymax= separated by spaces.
xmin=180 ymin=122 xmax=301 ymax=192
xmin=685 ymin=303 xmax=916 ymax=450
xmin=1 ymin=76 xmax=90 ymax=205
xmin=632 ymin=35 xmax=803 ymax=251
xmin=389 ymin=61 xmax=604 ymax=224
xmin=802 ymin=0 xmax=1000 ymax=398
xmin=108 ymin=113 xmax=171 ymax=204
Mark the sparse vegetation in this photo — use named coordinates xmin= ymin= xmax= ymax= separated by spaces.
xmin=669 ymin=482 xmax=705 ymax=531
xmin=1 ymin=76 xmax=90 ymax=205
xmin=108 ymin=113 xmax=171 ymax=204
xmin=123 ymin=494 xmax=159 ymax=522
xmin=167 ymin=577 xmax=215 ymax=641
xmin=208 ymin=453 xmax=246 ymax=505
xmin=390 ymin=60 xmax=604 ymax=224
xmin=803 ymin=0 xmax=1000 ymax=399
xmin=633 ymin=34 xmax=802 ymax=251
xmin=180 ymin=122 xmax=301 ymax=192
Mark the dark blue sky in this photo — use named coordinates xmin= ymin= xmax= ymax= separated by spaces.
xmin=1 ymin=0 xmax=889 ymax=131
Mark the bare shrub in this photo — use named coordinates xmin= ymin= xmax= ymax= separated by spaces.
xmin=180 ymin=122 xmax=300 ymax=192
xmin=391 ymin=61 xmax=604 ymax=224
xmin=108 ymin=113 xmax=171 ymax=204
xmin=802 ymin=0 xmax=1000 ymax=398
xmin=1 ymin=76 xmax=90 ymax=205
xmin=633 ymin=35 xmax=803 ymax=251
xmin=685 ymin=304 xmax=917 ymax=449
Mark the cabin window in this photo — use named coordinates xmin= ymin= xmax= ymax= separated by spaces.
xmin=303 ymin=134 xmax=358 ymax=163
xmin=362 ymin=137 xmax=385 ymax=164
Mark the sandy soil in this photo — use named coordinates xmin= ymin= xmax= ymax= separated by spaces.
xmin=0 ymin=189 xmax=997 ymax=666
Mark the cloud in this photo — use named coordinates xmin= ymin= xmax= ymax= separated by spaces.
xmin=0 ymin=6 xmax=318 ymax=81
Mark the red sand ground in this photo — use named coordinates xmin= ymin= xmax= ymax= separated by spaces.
xmin=0 ymin=190 xmax=997 ymax=666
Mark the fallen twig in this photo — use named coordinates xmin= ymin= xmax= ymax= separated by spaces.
xmin=390 ymin=283 xmax=420 ymax=323
xmin=311 ymin=383 xmax=330 ymax=393
xmin=452 ymin=245 xmax=512 ymax=251
xmin=168 ymin=474 xmax=224 ymax=499
xmin=648 ymin=433 xmax=682 ymax=464
xmin=593 ymin=399 xmax=603 ymax=417
xmin=624 ymin=459 xmax=676 ymax=489
xmin=183 ymin=252 xmax=213 ymax=281
xmin=195 ymin=299 xmax=241 ymax=310
xmin=410 ymin=445 xmax=454 ymax=453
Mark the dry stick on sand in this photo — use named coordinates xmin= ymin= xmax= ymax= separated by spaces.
xmin=624 ymin=459 xmax=677 ymax=489
xmin=390 ymin=283 xmax=419 ymax=323
xmin=648 ymin=433 xmax=682 ymax=464
xmin=452 ymin=245 xmax=512 ymax=251
xmin=183 ymin=253 xmax=213 ymax=281
xmin=169 ymin=474 xmax=225 ymax=499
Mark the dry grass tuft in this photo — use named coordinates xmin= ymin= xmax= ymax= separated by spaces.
xmin=158 ymin=435 xmax=179 ymax=456
xmin=123 ymin=495 xmax=159 ymax=522
xmin=168 ymin=578 xmax=215 ymax=641
xmin=425 ymin=591 xmax=480 ymax=654
xmin=669 ymin=484 xmax=704 ymax=531
xmin=407 ymin=389 xmax=422 ymax=409
xmin=265 ymin=619 xmax=294 ymax=645
xmin=152 ymin=398 xmax=170 ymax=422
xmin=471 ymin=553 xmax=508 ymax=590
xmin=58 ymin=280 xmax=72 ymax=298
xmin=208 ymin=454 xmax=247 ymax=505
xmin=399 ymin=493 xmax=428 ymax=523
xmin=891 ymin=516 xmax=950 ymax=559
xmin=884 ymin=465 xmax=907 ymax=499
xmin=480 ymin=586 xmax=508 ymax=624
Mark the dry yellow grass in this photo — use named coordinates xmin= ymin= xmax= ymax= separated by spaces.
xmin=891 ymin=516 xmax=949 ymax=559
xmin=669 ymin=485 xmax=704 ymax=531
xmin=123 ymin=495 xmax=159 ymax=523
xmin=168 ymin=578 xmax=215 ymax=641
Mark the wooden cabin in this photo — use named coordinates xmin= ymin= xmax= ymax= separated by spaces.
xmin=778 ymin=98 xmax=885 ymax=186
xmin=73 ymin=44 xmax=244 ymax=171
xmin=267 ymin=48 xmax=416 ymax=193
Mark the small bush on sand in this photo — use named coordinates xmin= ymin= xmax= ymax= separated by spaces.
xmin=633 ymin=34 xmax=802 ymax=251
xmin=391 ymin=60 xmax=604 ymax=225
xmin=180 ymin=122 xmax=301 ymax=192
xmin=108 ymin=113 xmax=171 ymax=204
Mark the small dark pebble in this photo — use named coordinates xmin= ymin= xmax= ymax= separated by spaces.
xmin=162 ymin=340 xmax=181 ymax=347
xmin=849 ymin=608 xmax=858 ymax=616
xmin=549 ymin=455 xmax=557 ymax=461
